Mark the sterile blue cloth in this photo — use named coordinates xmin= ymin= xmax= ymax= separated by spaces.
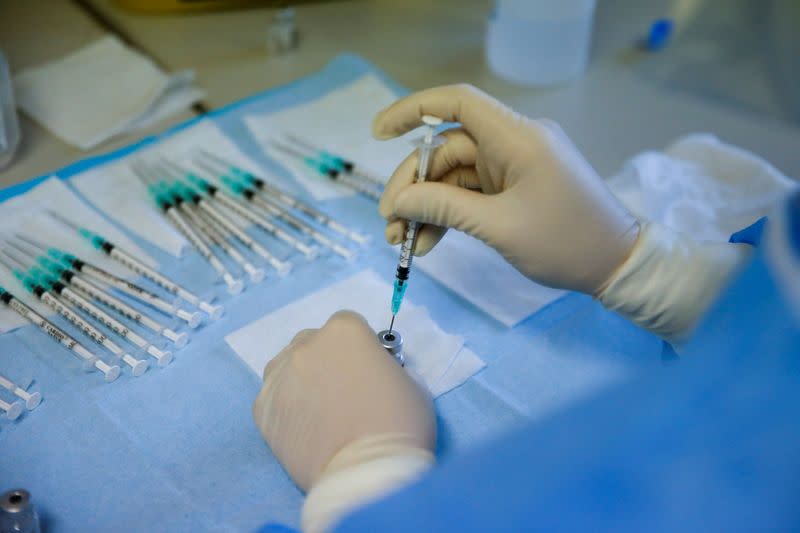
xmin=332 ymin=194 xmax=800 ymax=532
xmin=0 ymin=55 xmax=665 ymax=532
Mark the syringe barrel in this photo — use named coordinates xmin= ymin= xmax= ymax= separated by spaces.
xmin=397 ymin=220 xmax=420 ymax=271
xmin=416 ymin=144 xmax=434 ymax=182
xmin=78 ymin=263 xmax=176 ymax=315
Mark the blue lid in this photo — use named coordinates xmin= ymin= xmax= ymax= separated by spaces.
xmin=646 ymin=18 xmax=674 ymax=51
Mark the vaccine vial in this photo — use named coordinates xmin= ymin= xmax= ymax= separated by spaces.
xmin=267 ymin=8 xmax=298 ymax=56
xmin=0 ymin=489 xmax=41 ymax=533
xmin=377 ymin=329 xmax=405 ymax=367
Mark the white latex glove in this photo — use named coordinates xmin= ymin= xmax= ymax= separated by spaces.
xmin=253 ymin=310 xmax=436 ymax=533
xmin=373 ymin=84 xmax=640 ymax=295
xmin=597 ymin=221 xmax=752 ymax=345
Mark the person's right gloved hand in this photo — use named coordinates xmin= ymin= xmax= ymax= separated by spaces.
xmin=373 ymin=84 xmax=640 ymax=295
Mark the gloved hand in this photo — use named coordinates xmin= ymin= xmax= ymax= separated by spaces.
xmin=374 ymin=84 xmax=640 ymax=295
xmin=253 ymin=310 xmax=436 ymax=532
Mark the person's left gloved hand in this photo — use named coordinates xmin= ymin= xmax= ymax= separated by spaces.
xmin=253 ymin=310 xmax=436 ymax=533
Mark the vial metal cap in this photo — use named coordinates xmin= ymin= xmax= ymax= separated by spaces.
xmin=1 ymin=489 xmax=30 ymax=514
xmin=377 ymin=329 xmax=405 ymax=367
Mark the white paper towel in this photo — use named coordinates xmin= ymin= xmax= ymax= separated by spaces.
xmin=244 ymin=74 xmax=415 ymax=200
xmin=13 ymin=35 xmax=204 ymax=150
xmin=225 ymin=269 xmax=485 ymax=397
xmin=415 ymin=231 xmax=566 ymax=327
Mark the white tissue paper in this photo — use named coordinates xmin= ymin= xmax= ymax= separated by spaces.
xmin=414 ymin=231 xmax=566 ymax=327
xmin=0 ymin=177 xmax=157 ymax=332
xmin=244 ymin=74 xmax=415 ymax=200
xmin=13 ymin=35 xmax=205 ymax=150
xmin=71 ymin=120 xmax=262 ymax=257
xmin=225 ymin=269 xmax=485 ymax=397
xmin=607 ymin=134 xmax=797 ymax=242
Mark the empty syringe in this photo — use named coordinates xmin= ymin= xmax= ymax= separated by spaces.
xmin=15 ymin=234 xmax=201 ymax=329
xmin=270 ymin=141 xmax=382 ymax=201
xmin=196 ymin=150 xmax=369 ymax=245
xmin=164 ymin=162 xmax=320 ymax=260
xmin=14 ymin=233 xmax=203 ymax=330
xmin=133 ymin=163 xmax=244 ymax=295
xmin=167 ymin=191 xmax=266 ymax=283
xmin=388 ymin=115 xmax=444 ymax=334
xmin=47 ymin=211 xmax=223 ymax=320
xmin=0 ymin=397 xmax=23 ymax=420
xmin=0 ymin=286 xmax=120 ymax=382
xmin=8 ymin=240 xmax=175 ymax=364
xmin=211 ymin=170 xmax=355 ymax=260
xmin=0 ymin=373 xmax=41 ymax=410
xmin=167 ymin=180 xmax=293 ymax=275
xmin=284 ymin=133 xmax=386 ymax=188
xmin=0 ymin=252 xmax=149 ymax=377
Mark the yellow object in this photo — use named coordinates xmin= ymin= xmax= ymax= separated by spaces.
xmin=114 ymin=0 xmax=289 ymax=13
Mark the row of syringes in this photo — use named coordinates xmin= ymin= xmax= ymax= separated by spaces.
xmin=0 ymin=222 xmax=214 ymax=381
xmin=0 ymin=372 xmax=41 ymax=421
xmin=0 ymin=153 xmax=371 ymax=382
xmin=126 ymin=151 xmax=370 ymax=294
xmin=269 ymin=134 xmax=385 ymax=201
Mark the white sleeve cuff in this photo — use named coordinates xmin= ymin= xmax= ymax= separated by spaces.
xmin=597 ymin=221 xmax=752 ymax=345
xmin=301 ymin=435 xmax=434 ymax=533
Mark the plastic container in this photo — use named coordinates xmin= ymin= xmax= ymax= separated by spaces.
xmin=0 ymin=50 xmax=20 ymax=170
xmin=486 ymin=0 xmax=597 ymax=87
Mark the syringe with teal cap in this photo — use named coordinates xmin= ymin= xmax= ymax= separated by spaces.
xmin=7 ymin=239 xmax=174 ymax=366
xmin=268 ymin=141 xmax=382 ymax=201
xmin=283 ymin=133 xmax=386 ymax=188
xmin=161 ymin=160 xmax=318 ymax=261
xmin=166 ymin=176 xmax=293 ymax=276
xmin=192 ymin=156 xmax=345 ymax=252
xmin=387 ymin=115 xmax=445 ymax=336
xmin=139 ymin=160 xmax=267 ymax=284
xmin=132 ymin=161 xmax=245 ymax=296
xmin=2 ymin=248 xmax=149 ymax=377
xmin=46 ymin=210 xmax=223 ymax=321
xmin=0 ymin=253 xmax=120 ymax=381
xmin=138 ymin=166 xmax=268 ymax=284
xmin=195 ymin=149 xmax=370 ymax=245
xmin=13 ymin=233 xmax=201 ymax=332
xmin=0 ymin=283 xmax=120 ymax=382
xmin=165 ymin=162 xmax=319 ymax=260
xmin=210 ymin=167 xmax=355 ymax=261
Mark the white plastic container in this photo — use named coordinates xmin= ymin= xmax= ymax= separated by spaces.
xmin=486 ymin=0 xmax=597 ymax=87
xmin=0 ymin=50 xmax=20 ymax=170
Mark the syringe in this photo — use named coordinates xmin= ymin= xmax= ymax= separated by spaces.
xmin=0 ymin=286 xmax=120 ymax=383
xmin=0 ymin=251 xmax=149 ymax=377
xmin=387 ymin=115 xmax=444 ymax=333
xmin=270 ymin=141 xmax=383 ymax=201
xmin=13 ymin=233 xmax=201 ymax=330
xmin=132 ymin=162 xmax=245 ymax=295
xmin=166 ymin=191 xmax=266 ymax=283
xmin=284 ymin=133 xmax=386 ymax=188
xmin=47 ymin=210 xmax=223 ymax=320
xmin=0 ymin=373 xmax=41 ymax=410
xmin=211 ymin=169 xmax=355 ymax=261
xmin=140 ymin=162 xmax=269 ymax=282
xmin=0 ymin=397 xmax=23 ymax=420
xmin=163 ymin=162 xmax=320 ymax=261
xmin=8 ymin=239 xmax=175 ymax=365
xmin=169 ymin=180 xmax=293 ymax=276
xmin=196 ymin=150 xmax=370 ymax=245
